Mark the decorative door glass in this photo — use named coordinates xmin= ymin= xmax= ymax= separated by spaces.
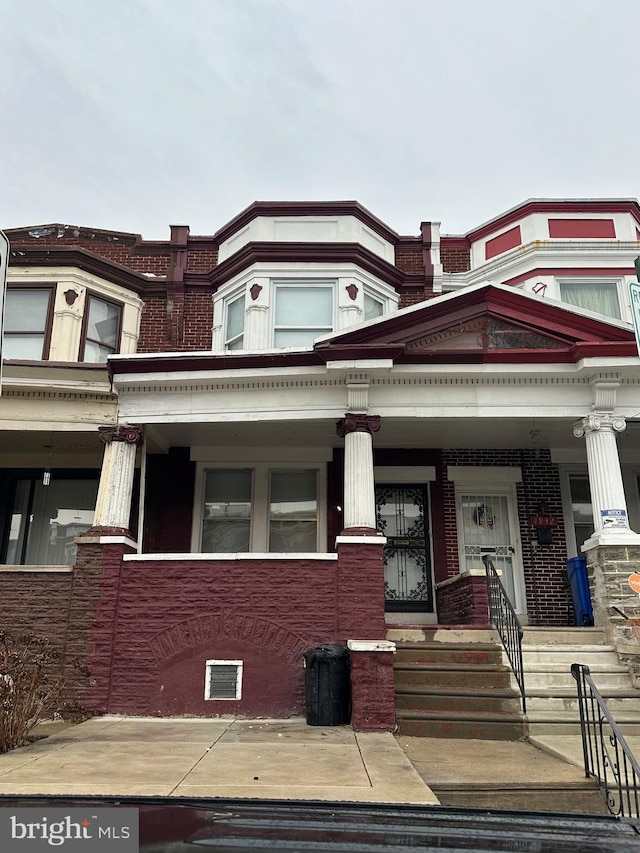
xmin=375 ymin=485 xmax=432 ymax=612
xmin=459 ymin=491 xmax=519 ymax=609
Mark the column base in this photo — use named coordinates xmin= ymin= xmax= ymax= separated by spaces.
xmin=582 ymin=530 xmax=640 ymax=550
xmin=347 ymin=640 xmax=396 ymax=732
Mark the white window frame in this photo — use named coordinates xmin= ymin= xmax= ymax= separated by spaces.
xmin=554 ymin=277 xmax=626 ymax=322
xmin=204 ymin=659 xmax=243 ymax=700
xmin=192 ymin=461 xmax=327 ymax=554
xmin=272 ymin=280 xmax=336 ymax=347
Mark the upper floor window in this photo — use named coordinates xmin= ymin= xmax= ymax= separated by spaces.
xmin=225 ymin=294 xmax=245 ymax=351
xmin=559 ymin=281 xmax=621 ymax=320
xmin=81 ymin=294 xmax=122 ymax=362
xmin=3 ymin=288 xmax=53 ymax=360
xmin=274 ymin=285 xmax=333 ymax=347
xmin=364 ymin=292 xmax=384 ymax=321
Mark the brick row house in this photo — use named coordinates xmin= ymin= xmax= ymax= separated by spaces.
xmin=2 ymin=199 xmax=640 ymax=729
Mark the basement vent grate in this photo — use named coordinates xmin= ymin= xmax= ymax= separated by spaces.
xmin=205 ymin=660 xmax=243 ymax=700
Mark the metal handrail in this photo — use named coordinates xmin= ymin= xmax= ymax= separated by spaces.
xmin=572 ymin=662 xmax=640 ymax=818
xmin=482 ymin=556 xmax=526 ymax=714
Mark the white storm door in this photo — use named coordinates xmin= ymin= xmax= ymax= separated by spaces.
xmin=456 ymin=487 xmax=525 ymax=614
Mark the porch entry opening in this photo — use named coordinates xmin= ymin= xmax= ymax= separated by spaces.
xmin=375 ymin=484 xmax=433 ymax=612
xmin=457 ymin=490 xmax=523 ymax=613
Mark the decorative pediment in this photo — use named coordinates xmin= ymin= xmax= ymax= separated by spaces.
xmin=404 ymin=316 xmax=565 ymax=352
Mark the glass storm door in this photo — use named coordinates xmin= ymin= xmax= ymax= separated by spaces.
xmin=375 ymin=484 xmax=432 ymax=612
xmin=457 ymin=489 xmax=524 ymax=613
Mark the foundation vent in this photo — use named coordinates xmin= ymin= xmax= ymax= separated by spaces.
xmin=205 ymin=660 xmax=243 ymax=700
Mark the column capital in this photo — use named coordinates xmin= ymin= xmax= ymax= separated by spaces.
xmin=98 ymin=425 xmax=143 ymax=446
xmin=573 ymin=413 xmax=626 ymax=438
xmin=336 ymin=413 xmax=381 ymax=438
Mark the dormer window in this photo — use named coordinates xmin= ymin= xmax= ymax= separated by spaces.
xmin=274 ymin=284 xmax=333 ymax=347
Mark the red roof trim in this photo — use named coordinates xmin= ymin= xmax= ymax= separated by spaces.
xmin=465 ymin=200 xmax=640 ymax=243
xmin=8 ymin=246 xmax=164 ymax=293
xmin=204 ymin=241 xmax=406 ymax=289
xmin=213 ymin=201 xmax=400 ymax=246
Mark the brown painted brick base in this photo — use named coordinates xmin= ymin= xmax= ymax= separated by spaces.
xmin=349 ymin=650 xmax=396 ymax=731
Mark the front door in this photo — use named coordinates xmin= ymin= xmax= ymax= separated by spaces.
xmin=457 ymin=488 xmax=525 ymax=614
xmin=375 ymin=484 xmax=433 ymax=612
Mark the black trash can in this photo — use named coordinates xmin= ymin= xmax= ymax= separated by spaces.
xmin=303 ymin=644 xmax=351 ymax=726
xmin=566 ymin=556 xmax=594 ymax=626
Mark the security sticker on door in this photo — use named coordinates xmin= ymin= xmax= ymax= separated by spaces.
xmin=601 ymin=509 xmax=627 ymax=528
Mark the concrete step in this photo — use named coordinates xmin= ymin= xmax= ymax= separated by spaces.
xmin=395 ymin=686 xmax=521 ymax=714
xmin=519 ymin=644 xmax=619 ymax=666
xmin=387 ymin=626 xmax=496 ymax=644
xmin=394 ymin=662 xmax=513 ymax=690
xmin=395 ymin=643 xmax=503 ymax=666
xmin=523 ymin=663 xmax=631 ymax=689
xmin=396 ymin=709 xmax=527 ymax=740
xmin=526 ymin=710 xmax=640 ymax=737
xmin=431 ymin=781 xmax=609 ymax=814
xmin=525 ymin=688 xmax=640 ymax=714
xmin=522 ymin=626 xmax=606 ymax=645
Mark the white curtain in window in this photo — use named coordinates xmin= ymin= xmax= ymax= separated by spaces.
xmin=560 ymin=283 xmax=621 ymax=319
xmin=25 ymin=479 xmax=98 ymax=565
xmin=202 ymin=469 xmax=252 ymax=552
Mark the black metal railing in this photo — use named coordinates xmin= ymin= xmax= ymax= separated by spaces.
xmin=572 ymin=663 xmax=640 ymax=818
xmin=482 ymin=556 xmax=526 ymax=714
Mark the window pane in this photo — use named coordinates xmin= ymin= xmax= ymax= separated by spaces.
xmin=569 ymin=474 xmax=593 ymax=554
xmin=364 ymin=294 xmax=384 ymax=321
xmin=87 ymin=297 xmax=120 ymax=347
xmin=2 ymin=334 xmax=45 ymax=360
xmin=23 ymin=478 xmax=98 ymax=565
xmin=559 ymin=283 xmax=620 ymax=319
xmin=83 ymin=340 xmax=114 ymax=363
xmin=226 ymin=295 xmax=245 ymax=345
xmin=269 ymin=470 xmax=317 ymax=553
xmin=274 ymin=329 xmax=331 ymax=347
xmin=202 ymin=469 xmax=252 ymax=553
xmin=5 ymin=480 xmax=31 ymax=564
xmin=275 ymin=287 xmax=332 ymax=326
xmin=5 ymin=291 xmax=49 ymax=332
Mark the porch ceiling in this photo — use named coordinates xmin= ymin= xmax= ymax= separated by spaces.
xmin=144 ymin=417 xmax=640 ymax=453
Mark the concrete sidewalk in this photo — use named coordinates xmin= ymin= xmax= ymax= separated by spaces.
xmin=0 ymin=717 xmax=438 ymax=804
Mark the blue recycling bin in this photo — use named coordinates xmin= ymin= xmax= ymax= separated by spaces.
xmin=566 ymin=556 xmax=594 ymax=626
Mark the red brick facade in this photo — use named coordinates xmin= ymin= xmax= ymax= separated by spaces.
xmin=442 ymin=449 xmax=571 ymax=626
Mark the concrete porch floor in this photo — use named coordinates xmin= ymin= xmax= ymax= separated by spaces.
xmin=0 ymin=716 xmax=616 ymax=812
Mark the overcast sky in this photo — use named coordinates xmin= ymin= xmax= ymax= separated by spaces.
xmin=1 ymin=0 xmax=639 ymax=239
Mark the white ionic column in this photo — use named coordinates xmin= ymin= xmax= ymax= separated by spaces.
xmin=337 ymin=414 xmax=380 ymax=531
xmin=573 ymin=413 xmax=640 ymax=547
xmin=92 ymin=425 xmax=143 ymax=532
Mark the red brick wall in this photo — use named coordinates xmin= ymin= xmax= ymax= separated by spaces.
xmin=436 ymin=575 xmax=489 ymax=624
xmin=441 ymin=239 xmax=471 ymax=273
xmin=441 ymin=449 xmax=571 ymax=626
